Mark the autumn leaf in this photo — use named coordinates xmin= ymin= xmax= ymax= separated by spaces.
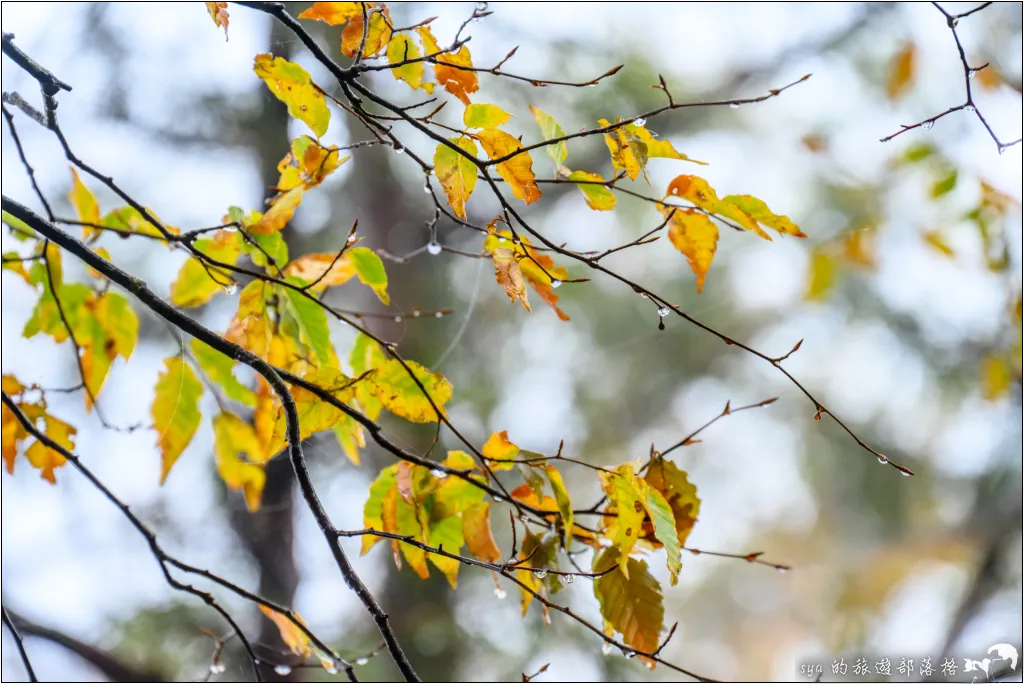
xmin=593 ymin=547 xmax=664 ymax=663
xmin=152 ymin=356 xmax=203 ymax=483
xmin=297 ymin=2 xmax=362 ymax=25
xmin=21 ymin=408 xmax=75 ymax=484
xmin=463 ymin=502 xmax=502 ymax=562
xmin=635 ymin=478 xmax=681 ymax=584
xmin=204 ymin=2 xmax=229 ymax=40
xmin=717 ymin=194 xmax=805 ymax=238
xmin=643 ymin=458 xmax=700 ymax=549
xmin=483 ymin=228 xmax=571 ymax=320
xmin=434 ymin=136 xmax=479 ymax=221
xmin=980 ymin=354 xmax=1013 ymax=401
xmin=387 ymin=33 xmax=427 ymax=91
xmin=250 ymin=185 xmax=305 ymax=235
xmin=363 ymin=465 xmax=398 ymax=554
xmin=350 ymin=334 xmax=386 ymax=421
xmin=347 ymin=246 xmax=390 ymax=305
xmin=482 ymin=430 xmax=520 ymax=471
xmin=94 ymin=291 xmax=138 ymax=360
xmin=169 ymin=229 xmax=243 ymax=307
xmin=476 ymin=129 xmax=541 ymax=204
xmin=253 ymin=53 xmax=330 ymax=137
xmin=544 ymin=465 xmax=574 ymax=547
xmin=383 ymin=485 xmax=430 ymax=578
xmin=464 ymin=104 xmax=512 ymax=130
xmin=661 ymin=205 xmax=719 ymax=293
xmin=602 ymin=464 xmax=645 ymax=570
xmin=626 ymin=122 xmax=706 ymax=166
xmin=568 ymin=171 xmax=616 ymax=211
xmin=922 ymin=230 xmax=955 ymax=257
xmin=492 ymin=247 xmax=530 ymax=312
xmin=68 ymin=168 xmax=101 ymax=239
xmin=529 ymin=106 xmax=568 ymax=168
xmin=599 ymin=118 xmax=644 ymax=181
xmin=427 ymin=515 xmax=464 ymax=587
xmin=805 ymin=247 xmax=839 ymax=301
xmin=213 ymin=412 xmax=266 ymax=512
xmin=225 ymin=281 xmax=274 ymax=360
xmin=665 ymin=175 xmax=718 ymax=211
xmin=276 ymin=136 xmax=348 ymax=191
xmin=367 ymin=358 xmax=453 ymax=423
xmin=259 ymin=605 xmax=313 ymax=658
xmin=340 ymin=4 xmax=392 ymax=59
xmin=190 ymin=338 xmax=256 ymax=407
xmin=417 ymin=26 xmax=479 ymax=105
xmin=886 ymin=42 xmax=916 ymax=101
xmin=284 ymin=252 xmax=356 ymax=292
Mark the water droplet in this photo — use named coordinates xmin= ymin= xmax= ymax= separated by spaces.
xmin=550 ymin=279 xmax=562 ymax=288
xmin=968 ymin=70 xmax=976 ymax=80
xmin=493 ymin=495 xmax=504 ymax=502
xmin=356 ymin=657 xmax=370 ymax=666
xmin=324 ymin=661 xmax=339 ymax=675
xmin=650 ymin=131 xmax=659 ymax=138
xmin=393 ymin=315 xmax=402 ymax=323
xmin=434 ymin=311 xmax=444 ymax=318
xmin=602 ymin=642 xmax=613 ymax=656
xmin=431 ymin=468 xmax=447 ymax=478
xmin=998 ymin=144 xmax=1008 ymax=155
xmin=589 ymin=83 xmax=598 ymax=88
xmin=922 ymin=121 xmax=934 ymax=130
xmin=564 ymin=573 xmax=575 ymax=583
xmin=900 ymin=469 xmax=912 ymax=476
xmin=639 ymin=292 xmax=649 ymax=299
xmin=209 ymin=662 xmax=226 ymax=674
xmin=533 ymin=569 xmax=548 ymax=579
xmin=877 ymin=454 xmax=889 ymax=465
xmin=776 ymin=566 xmax=789 ymax=574
xmin=394 ymin=145 xmax=405 ymax=154
xmin=427 ymin=241 xmax=442 ymax=255
xmin=633 ymin=117 xmax=646 ymax=126
xmin=223 ymin=282 xmax=238 ymax=295
xmin=346 ymin=234 xmax=358 ymax=244
xmin=494 ymin=587 xmax=507 ymax=600
xmin=730 ymin=103 xmax=740 ymax=109
xmin=423 ymin=184 xmax=432 ymax=194
xmin=657 ymin=306 xmax=670 ymax=317
xmin=964 ymin=105 xmax=975 ymax=113
xmin=625 ymin=650 xmax=637 ymax=659
xmin=274 ymin=665 xmax=292 ymax=676
xmin=645 ymin=660 xmax=655 ymax=670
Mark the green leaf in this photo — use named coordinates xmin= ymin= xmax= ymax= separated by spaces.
xmin=281 ymin=278 xmax=334 ymax=366
xmin=152 ymin=356 xmax=203 ymax=483
xmin=643 ymin=458 xmax=700 ymax=548
xmin=593 ymin=547 xmax=664 ymax=659
xmin=930 ymin=169 xmax=958 ymax=198
xmin=350 ymin=333 xmax=386 ymax=420
xmin=2 ymin=210 xmax=36 ymax=240
xmin=347 ymin=247 xmax=389 ymax=305
xmin=427 ymin=515 xmax=464 ymax=587
xmin=190 ymin=338 xmax=256 ymax=407
xmin=246 ymin=231 xmax=289 ymax=271
xmin=636 ymin=479 xmax=681 ymax=584
xmin=95 ymin=291 xmax=138 ymax=359
xmin=362 ymin=465 xmax=398 ymax=554
xmin=463 ymin=103 xmax=512 ymax=130
xmin=568 ymin=171 xmax=616 ymax=211
xmin=529 ymin=106 xmax=568 ymax=168
xmin=544 ymin=465 xmax=574 ymax=547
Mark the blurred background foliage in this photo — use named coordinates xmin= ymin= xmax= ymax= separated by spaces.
xmin=1 ymin=2 xmax=1021 ymax=681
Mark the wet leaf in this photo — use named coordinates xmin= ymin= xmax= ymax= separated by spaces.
xmin=259 ymin=605 xmax=312 ymax=658
xmin=593 ymin=547 xmax=664 ymax=663
xmin=435 ymin=136 xmax=479 ymax=221
xmin=253 ymin=53 xmax=330 ymax=137
xmin=476 ymin=129 xmax=542 ymax=204
xmin=661 ymin=205 xmax=719 ymax=293
xmin=417 ymin=26 xmax=478 ymax=105
xmin=463 ymin=502 xmax=502 ymax=562
xmin=482 ymin=430 xmax=520 ymax=471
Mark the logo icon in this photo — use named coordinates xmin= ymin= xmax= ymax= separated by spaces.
xmin=967 ymin=644 xmax=1019 ymax=681
xmin=987 ymin=644 xmax=1019 ymax=672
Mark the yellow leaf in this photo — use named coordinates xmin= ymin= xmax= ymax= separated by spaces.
xmin=601 ymin=464 xmax=645 ymax=571
xmin=152 ymin=356 xmax=203 ymax=483
xmin=204 ymin=2 xmax=229 ymax=40
xmin=225 ymin=281 xmax=274 ymax=360
xmin=284 ymin=252 xmax=357 ymax=292
xmin=598 ymin=118 xmax=644 ymax=182
xmin=417 ymin=26 xmax=478 ymax=105
xmin=341 ymin=4 xmax=392 ymax=59
xmin=492 ymin=247 xmax=530 ymax=312
xmin=68 ymin=168 xmax=102 ymax=239
xmin=387 ymin=33 xmax=426 ymax=91
xmin=214 ymin=412 xmax=266 ymax=512
xmin=717 ymin=194 xmax=805 ymax=238
xmin=626 ymin=123 xmax=706 ymax=165
xmin=665 ymin=174 xmax=719 ymax=211
xmin=368 ymin=358 xmax=453 ymax=423
xmin=980 ymin=355 xmax=1013 ymax=401
xmin=382 ymin=485 xmax=430 ymax=578
xmin=593 ymin=547 xmax=664 ymax=663
xmin=434 ymin=137 xmax=479 ymax=220
xmin=253 ymin=53 xmax=330 ymax=137
xmin=923 ymin=230 xmax=955 ymax=258
xmin=2 ymin=399 xmax=28 ymax=475
xmin=805 ymin=247 xmax=839 ymax=302
xmin=94 ymin=291 xmax=138 ymax=360
xmin=24 ymin=411 xmax=75 ymax=484
xmin=482 ymin=430 xmax=519 ymax=471
xmin=464 ymin=104 xmax=512 ymax=129
xmin=463 ymin=502 xmax=502 ymax=562
xmin=476 ymin=129 xmax=541 ymax=204
xmin=568 ymin=171 xmax=616 ymax=211
xmin=483 ymin=228 xmax=570 ymax=320
xmin=544 ymin=465 xmax=573 ymax=547
xmin=259 ymin=605 xmax=313 ymax=658
xmin=662 ymin=206 xmax=719 ymax=293
xmin=427 ymin=515 xmax=464 ymax=587
xmin=363 ymin=465 xmax=398 ymax=554
xmin=276 ymin=136 xmax=348 ymax=191
xmin=169 ymin=229 xmax=243 ymax=307
xmin=250 ymin=185 xmax=304 ymax=235
xmin=886 ymin=42 xmax=916 ymax=101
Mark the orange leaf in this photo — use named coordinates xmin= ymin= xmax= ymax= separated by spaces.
xmin=661 ymin=206 xmax=718 ymax=293
xmin=341 ymin=5 xmax=392 ymax=59
xmin=475 ymin=130 xmax=542 ymax=205
xmin=259 ymin=605 xmax=313 ymax=658
xmin=204 ymin=2 xmax=229 ymax=40
xmin=886 ymin=42 xmax=916 ymax=101
xmin=297 ymin=2 xmax=362 ymax=24
xmin=492 ymin=248 xmax=530 ymax=312
xmin=417 ymin=26 xmax=478 ymax=105
xmin=463 ymin=502 xmax=502 ymax=562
